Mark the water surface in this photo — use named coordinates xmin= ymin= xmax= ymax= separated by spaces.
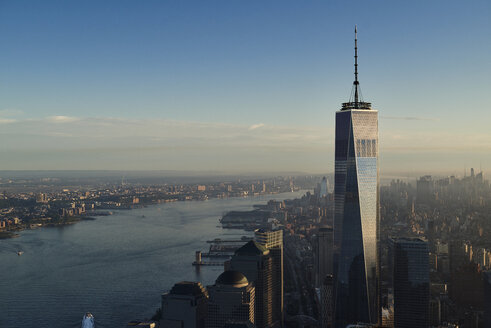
xmin=0 ymin=191 xmax=304 ymax=328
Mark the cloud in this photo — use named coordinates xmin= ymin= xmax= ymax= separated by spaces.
xmin=46 ymin=115 xmax=80 ymax=123
xmin=380 ymin=115 xmax=439 ymax=122
xmin=1 ymin=114 xmax=489 ymax=172
xmin=0 ymin=109 xmax=24 ymax=117
xmin=0 ymin=118 xmax=17 ymax=124
xmin=248 ymin=123 xmax=265 ymax=130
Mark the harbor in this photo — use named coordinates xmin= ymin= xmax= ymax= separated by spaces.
xmin=192 ymin=237 xmax=253 ymax=266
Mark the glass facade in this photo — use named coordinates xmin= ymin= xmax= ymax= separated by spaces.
xmin=393 ymin=238 xmax=429 ymax=328
xmin=334 ymin=109 xmax=379 ymax=327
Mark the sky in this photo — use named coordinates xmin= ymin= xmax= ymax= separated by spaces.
xmin=0 ymin=0 xmax=490 ymax=176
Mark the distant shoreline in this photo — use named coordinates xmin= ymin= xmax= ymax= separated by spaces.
xmin=0 ymin=216 xmax=98 ymax=240
xmin=0 ymin=191 xmax=304 ymax=241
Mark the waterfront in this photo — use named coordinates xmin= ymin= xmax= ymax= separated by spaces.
xmin=0 ymin=191 xmax=305 ymax=328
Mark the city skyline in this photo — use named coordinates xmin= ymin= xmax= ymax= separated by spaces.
xmin=1 ymin=0 xmax=490 ymax=174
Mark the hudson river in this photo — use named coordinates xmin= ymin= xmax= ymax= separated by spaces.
xmin=0 ymin=191 xmax=305 ymax=328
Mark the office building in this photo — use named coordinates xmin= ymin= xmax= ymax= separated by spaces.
xmin=230 ymin=240 xmax=276 ymax=328
xmin=315 ymin=226 xmax=333 ymax=287
xmin=333 ymin=27 xmax=379 ymax=327
xmin=321 ymin=274 xmax=334 ymax=328
xmin=255 ymin=228 xmax=284 ymax=325
xmin=484 ymin=271 xmax=491 ymax=328
xmin=206 ymin=270 xmax=255 ymax=328
xmin=320 ymin=176 xmax=329 ymax=198
xmin=161 ymin=281 xmax=208 ymax=328
xmin=393 ymin=238 xmax=429 ymax=328
xmin=416 ymin=176 xmax=433 ymax=203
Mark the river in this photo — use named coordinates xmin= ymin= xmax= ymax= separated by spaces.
xmin=0 ymin=191 xmax=305 ymax=328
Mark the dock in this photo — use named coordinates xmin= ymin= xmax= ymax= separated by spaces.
xmin=192 ymin=261 xmax=223 ymax=266
xmin=206 ymin=237 xmax=252 ymax=244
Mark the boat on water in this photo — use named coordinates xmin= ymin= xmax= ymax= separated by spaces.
xmin=17 ymin=251 xmax=24 ymax=256
xmin=82 ymin=312 xmax=94 ymax=328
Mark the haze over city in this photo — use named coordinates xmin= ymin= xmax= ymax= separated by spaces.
xmin=1 ymin=0 xmax=490 ymax=175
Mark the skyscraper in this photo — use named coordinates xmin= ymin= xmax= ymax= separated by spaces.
xmin=254 ymin=229 xmax=284 ymax=326
xmin=484 ymin=271 xmax=491 ymax=328
xmin=206 ymin=270 xmax=255 ymax=328
xmin=320 ymin=176 xmax=329 ymax=198
xmin=161 ymin=281 xmax=209 ymax=328
xmin=230 ymin=240 xmax=276 ymax=328
xmin=315 ymin=226 xmax=333 ymax=287
xmin=333 ymin=27 xmax=379 ymax=327
xmin=392 ymin=238 xmax=429 ymax=328
xmin=321 ymin=274 xmax=334 ymax=328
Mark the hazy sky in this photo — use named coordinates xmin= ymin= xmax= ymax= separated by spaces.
xmin=1 ymin=0 xmax=490 ymax=176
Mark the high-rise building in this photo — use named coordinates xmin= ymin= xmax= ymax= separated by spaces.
xmin=161 ymin=281 xmax=209 ymax=328
xmin=321 ymin=274 xmax=334 ymax=328
xmin=416 ymin=176 xmax=433 ymax=204
xmin=393 ymin=238 xmax=429 ymax=328
xmin=254 ymin=229 xmax=284 ymax=326
xmin=333 ymin=27 xmax=379 ymax=327
xmin=230 ymin=240 xmax=276 ymax=328
xmin=484 ymin=271 xmax=491 ymax=328
xmin=206 ymin=270 xmax=255 ymax=328
xmin=315 ymin=226 xmax=333 ymax=287
xmin=320 ymin=176 xmax=329 ymax=198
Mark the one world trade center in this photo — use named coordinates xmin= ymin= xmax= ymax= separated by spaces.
xmin=333 ymin=26 xmax=380 ymax=327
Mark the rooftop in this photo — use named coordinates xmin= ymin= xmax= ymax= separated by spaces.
xmin=216 ymin=270 xmax=249 ymax=288
xmin=235 ymin=240 xmax=269 ymax=256
xmin=341 ymin=101 xmax=372 ymax=110
xmin=169 ymin=281 xmax=208 ymax=297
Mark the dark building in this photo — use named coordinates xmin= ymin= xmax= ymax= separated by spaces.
xmin=230 ymin=240 xmax=276 ymax=328
xmin=321 ymin=274 xmax=334 ymax=328
xmin=315 ymin=226 xmax=333 ymax=288
xmin=255 ymin=228 xmax=284 ymax=326
xmin=206 ymin=271 xmax=255 ymax=328
xmin=161 ymin=281 xmax=208 ymax=328
xmin=393 ymin=238 xmax=429 ymax=328
xmin=484 ymin=271 xmax=491 ymax=328
xmin=334 ymin=27 xmax=379 ymax=327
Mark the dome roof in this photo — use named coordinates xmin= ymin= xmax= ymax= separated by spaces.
xmin=170 ymin=281 xmax=208 ymax=297
xmin=216 ymin=270 xmax=249 ymax=287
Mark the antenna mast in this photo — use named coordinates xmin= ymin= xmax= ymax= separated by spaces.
xmin=354 ymin=25 xmax=359 ymax=105
xmin=341 ymin=25 xmax=371 ymax=110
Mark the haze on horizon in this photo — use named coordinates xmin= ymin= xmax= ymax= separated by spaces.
xmin=1 ymin=0 xmax=490 ymax=177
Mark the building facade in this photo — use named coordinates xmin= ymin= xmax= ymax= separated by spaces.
xmin=315 ymin=226 xmax=333 ymax=287
xmin=161 ymin=281 xmax=209 ymax=328
xmin=393 ymin=238 xmax=429 ymax=328
xmin=333 ymin=27 xmax=379 ymax=327
xmin=321 ymin=274 xmax=334 ymax=328
xmin=484 ymin=271 xmax=491 ymax=328
xmin=230 ymin=240 xmax=276 ymax=328
xmin=254 ymin=228 xmax=284 ymax=326
xmin=206 ymin=271 xmax=255 ymax=328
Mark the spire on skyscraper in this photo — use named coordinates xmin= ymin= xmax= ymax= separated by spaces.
xmin=342 ymin=25 xmax=371 ymax=111
xmin=354 ymin=25 xmax=359 ymax=104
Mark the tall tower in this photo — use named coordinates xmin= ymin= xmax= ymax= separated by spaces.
xmin=484 ymin=271 xmax=491 ymax=328
xmin=333 ymin=26 xmax=379 ymax=327
xmin=393 ymin=238 xmax=429 ymax=328
xmin=254 ymin=229 xmax=284 ymax=326
xmin=315 ymin=225 xmax=333 ymax=287
xmin=230 ymin=240 xmax=275 ymax=328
